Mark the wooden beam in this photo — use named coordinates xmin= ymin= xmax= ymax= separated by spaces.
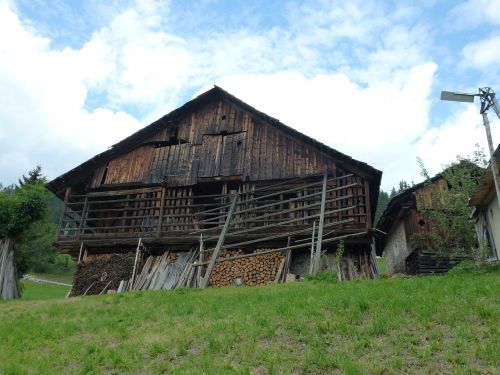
xmin=197 ymin=233 xmax=204 ymax=286
xmin=199 ymin=193 xmax=238 ymax=288
xmin=309 ymin=221 xmax=316 ymax=274
xmin=77 ymin=195 xmax=88 ymax=240
xmin=193 ymin=231 xmax=367 ymax=266
xmin=157 ymin=187 xmax=166 ymax=236
xmin=57 ymin=187 xmax=71 ymax=241
xmin=312 ymin=168 xmax=328 ymax=274
xmin=129 ymin=238 xmax=142 ymax=291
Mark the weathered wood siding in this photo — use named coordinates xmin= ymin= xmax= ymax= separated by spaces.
xmin=89 ymin=99 xmax=348 ymax=188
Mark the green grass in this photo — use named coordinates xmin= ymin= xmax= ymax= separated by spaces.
xmin=1 ymin=269 xmax=499 ymax=374
xmin=30 ymin=271 xmax=74 ymax=285
xmin=20 ymin=281 xmax=71 ymax=301
xmin=377 ymin=256 xmax=387 ymax=274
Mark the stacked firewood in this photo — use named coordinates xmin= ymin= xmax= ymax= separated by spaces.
xmin=85 ymin=253 xmax=113 ymax=262
xmin=209 ymin=249 xmax=285 ymax=287
xmin=70 ymin=253 xmax=135 ymax=296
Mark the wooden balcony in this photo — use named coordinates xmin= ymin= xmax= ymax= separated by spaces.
xmin=56 ymin=173 xmax=371 ymax=250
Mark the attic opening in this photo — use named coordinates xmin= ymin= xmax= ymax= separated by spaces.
xmin=100 ymin=163 xmax=109 ymax=185
xmin=153 ymin=139 xmax=188 ymax=148
xmin=153 ymin=126 xmax=188 ymax=148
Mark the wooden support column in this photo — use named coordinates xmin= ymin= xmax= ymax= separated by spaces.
xmin=78 ymin=195 xmax=88 ymax=240
xmin=129 ymin=237 xmax=142 ymax=291
xmin=77 ymin=242 xmax=84 ymax=264
xmin=309 ymin=221 xmax=316 ymax=274
xmin=57 ymin=187 xmax=71 ymax=241
xmin=157 ymin=187 xmax=166 ymax=237
xmin=364 ymin=181 xmax=372 ymax=228
xmin=197 ymin=233 xmax=204 ymax=287
xmin=200 ymin=193 xmax=238 ymax=288
xmin=312 ymin=168 xmax=328 ymax=274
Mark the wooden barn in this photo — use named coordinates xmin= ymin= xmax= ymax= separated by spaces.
xmin=47 ymin=86 xmax=382 ymax=294
xmin=376 ymin=176 xmax=470 ymax=275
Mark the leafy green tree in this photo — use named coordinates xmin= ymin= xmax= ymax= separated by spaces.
xmin=18 ymin=165 xmax=46 ymax=187
xmin=374 ymin=190 xmax=390 ymax=225
xmin=415 ymin=149 xmax=486 ymax=258
xmin=1 ymin=166 xmax=56 ymax=276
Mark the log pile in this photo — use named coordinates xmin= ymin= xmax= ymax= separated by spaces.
xmin=70 ymin=253 xmax=135 ymax=296
xmin=208 ymin=249 xmax=285 ymax=287
xmin=0 ymin=237 xmax=20 ymax=300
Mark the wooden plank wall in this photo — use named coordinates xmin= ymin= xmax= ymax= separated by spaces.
xmin=89 ymin=99 xmax=353 ymax=188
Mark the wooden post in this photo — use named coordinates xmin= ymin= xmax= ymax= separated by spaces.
xmin=197 ymin=233 xmax=204 ymax=287
xmin=78 ymin=195 xmax=88 ymax=240
xmin=157 ymin=187 xmax=166 ymax=237
xmin=313 ymin=168 xmax=328 ymax=274
xmin=77 ymin=241 xmax=84 ymax=264
xmin=57 ymin=187 xmax=71 ymax=241
xmin=364 ymin=181 xmax=371 ymax=228
xmin=129 ymin=238 xmax=142 ymax=291
xmin=370 ymin=235 xmax=379 ymax=277
xmin=282 ymin=236 xmax=292 ymax=282
xmin=309 ymin=221 xmax=316 ymax=274
xmin=200 ymin=193 xmax=238 ymax=288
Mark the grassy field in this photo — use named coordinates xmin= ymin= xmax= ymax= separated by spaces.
xmin=20 ymin=281 xmax=70 ymax=301
xmin=29 ymin=271 xmax=74 ymax=285
xmin=1 ymin=267 xmax=499 ymax=374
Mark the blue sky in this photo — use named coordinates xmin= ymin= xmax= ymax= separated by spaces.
xmin=1 ymin=0 xmax=499 ymax=190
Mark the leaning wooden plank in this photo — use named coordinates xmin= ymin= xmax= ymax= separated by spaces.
xmin=200 ymin=193 xmax=239 ymax=288
xmin=117 ymin=280 xmax=125 ymax=293
xmin=82 ymin=281 xmax=96 ymax=296
xmin=99 ymin=280 xmax=113 ymax=295
xmin=129 ymin=238 xmax=142 ymax=291
xmin=274 ymin=257 xmax=286 ymax=283
xmin=312 ymin=169 xmax=328 ymax=274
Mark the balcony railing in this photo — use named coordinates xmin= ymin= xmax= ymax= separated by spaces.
xmin=57 ymin=173 xmax=369 ymax=243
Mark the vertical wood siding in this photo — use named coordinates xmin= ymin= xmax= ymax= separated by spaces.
xmin=89 ymin=99 xmax=354 ymax=188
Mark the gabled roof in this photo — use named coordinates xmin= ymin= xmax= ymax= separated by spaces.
xmin=469 ymin=145 xmax=500 ymax=207
xmin=47 ymin=86 xmax=382 ymax=208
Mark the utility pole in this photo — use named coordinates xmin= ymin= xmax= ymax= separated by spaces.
xmin=441 ymin=87 xmax=500 ymax=259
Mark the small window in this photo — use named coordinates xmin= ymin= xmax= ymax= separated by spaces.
xmin=169 ymin=127 xmax=179 ymax=141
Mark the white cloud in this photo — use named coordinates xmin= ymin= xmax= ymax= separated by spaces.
xmin=417 ymin=106 xmax=500 ymax=174
xmin=1 ymin=0 xmax=496 ymax=195
xmin=449 ymin=0 xmax=500 ymax=28
xmin=211 ymin=63 xmax=436 ymax=190
xmin=0 ymin=1 xmax=143 ymax=183
xmin=461 ymin=35 xmax=500 ymax=68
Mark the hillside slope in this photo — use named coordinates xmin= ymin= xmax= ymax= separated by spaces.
xmin=1 ymin=270 xmax=499 ymax=374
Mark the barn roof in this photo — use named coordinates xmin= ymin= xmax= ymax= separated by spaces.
xmin=469 ymin=145 xmax=500 ymax=207
xmin=47 ymin=86 xmax=382 ymax=209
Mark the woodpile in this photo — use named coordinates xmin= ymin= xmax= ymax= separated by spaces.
xmin=70 ymin=253 xmax=135 ymax=296
xmin=208 ymin=249 xmax=286 ymax=287
xmin=0 ymin=237 xmax=20 ymax=300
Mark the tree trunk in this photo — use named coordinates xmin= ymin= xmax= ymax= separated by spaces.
xmin=0 ymin=236 xmax=21 ymax=300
